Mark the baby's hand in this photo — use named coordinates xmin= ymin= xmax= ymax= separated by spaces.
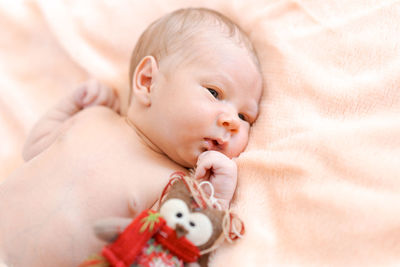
xmin=73 ymin=79 xmax=120 ymax=113
xmin=194 ymin=151 xmax=237 ymax=210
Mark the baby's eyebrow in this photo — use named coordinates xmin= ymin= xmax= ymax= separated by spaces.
xmin=210 ymin=72 xmax=234 ymax=88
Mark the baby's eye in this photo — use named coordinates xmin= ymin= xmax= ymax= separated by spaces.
xmin=238 ymin=113 xmax=246 ymax=121
xmin=207 ymin=88 xmax=219 ymax=99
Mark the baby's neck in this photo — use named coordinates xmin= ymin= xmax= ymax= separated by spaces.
xmin=124 ymin=116 xmax=164 ymax=156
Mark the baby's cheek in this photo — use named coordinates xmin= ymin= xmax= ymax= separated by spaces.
xmin=232 ymin=132 xmax=249 ymax=156
xmin=225 ymin=143 xmax=244 ymax=159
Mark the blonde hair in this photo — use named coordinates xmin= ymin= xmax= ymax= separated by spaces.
xmin=128 ymin=7 xmax=261 ymax=102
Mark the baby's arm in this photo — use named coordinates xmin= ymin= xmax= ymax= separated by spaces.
xmin=22 ymin=80 xmax=120 ymax=161
xmin=194 ymin=151 xmax=238 ymax=210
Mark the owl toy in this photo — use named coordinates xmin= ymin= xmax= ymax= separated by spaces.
xmin=79 ymin=172 xmax=244 ymax=267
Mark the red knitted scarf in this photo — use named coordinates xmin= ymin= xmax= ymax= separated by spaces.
xmin=102 ymin=210 xmax=199 ymax=267
xmin=154 ymin=223 xmax=200 ymax=263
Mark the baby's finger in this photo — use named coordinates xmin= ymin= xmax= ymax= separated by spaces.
xmin=103 ymin=86 xmax=114 ymax=107
xmin=73 ymin=85 xmax=88 ymax=108
xmin=98 ymin=85 xmax=112 ymax=106
xmin=83 ymin=85 xmax=100 ymax=106
xmin=111 ymin=94 xmax=121 ymax=114
xmin=194 ymin=153 xmax=215 ymax=180
xmin=98 ymin=85 xmax=118 ymax=108
xmin=194 ymin=164 xmax=208 ymax=180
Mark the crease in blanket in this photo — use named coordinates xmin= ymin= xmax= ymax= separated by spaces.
xmin=295 ymin=0 xmax=400 ymax=28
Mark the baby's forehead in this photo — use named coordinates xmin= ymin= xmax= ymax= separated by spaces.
xmin=169 ymin=32 xmax=256 ymax=68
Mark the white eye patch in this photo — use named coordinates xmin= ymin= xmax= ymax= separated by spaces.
xmin=160 ymin=198 xmax=190 ymax=228
xmin=185 ymin=212 xmax=213 ymax=246
xmin=160 ymin=199 xmax=213 ymax=246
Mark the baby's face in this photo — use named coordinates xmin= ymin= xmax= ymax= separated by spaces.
xmin=148 ymin=37 xmax=262 ymax=167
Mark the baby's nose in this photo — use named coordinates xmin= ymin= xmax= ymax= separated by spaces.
xmin=218 ymin=110 xmax=240 ymax=133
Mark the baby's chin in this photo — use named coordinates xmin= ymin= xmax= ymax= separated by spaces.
xmin=167 ymin=148 xmax=241 ymax=169
xmin=166 ymin=151 xmax=198 ymax=169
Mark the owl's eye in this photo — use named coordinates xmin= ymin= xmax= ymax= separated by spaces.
xmin=185 ymin=213 xmax=212 ymax=246
xmin=160 ymin=199 xmax=189 ymax=228
xmin=159 ymin=198 xmax=213 ymax=246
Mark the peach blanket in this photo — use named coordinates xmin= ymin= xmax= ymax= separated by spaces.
xmin=1 ymin=0 xmax=400 ymax=266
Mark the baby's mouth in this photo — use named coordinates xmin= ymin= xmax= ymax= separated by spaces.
xmin=203 ymin=138 xmax=225 ymax=151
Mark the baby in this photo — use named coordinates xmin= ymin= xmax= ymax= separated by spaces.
xmin=0 ymin=7 xmax=262 ymax=267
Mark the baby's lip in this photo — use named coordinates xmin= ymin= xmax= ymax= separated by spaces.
xmin=203 ymin=138 xmax=217 ymax=151
xmin=203 ymin=137 xmax=227 ymax=151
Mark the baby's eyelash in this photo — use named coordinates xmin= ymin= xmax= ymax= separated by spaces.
xmin=239 ymin=113 xmax=255 ymax=125
xmin=207 ymin=88 xmax=219 ymax=99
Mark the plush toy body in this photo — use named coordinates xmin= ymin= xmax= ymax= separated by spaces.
xmin=79 ymin=173 xmax=244 ymax=267
xmin=80 ymin=209 xmax=198 ymax=267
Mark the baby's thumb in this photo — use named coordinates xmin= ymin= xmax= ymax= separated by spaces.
xmin=194 ymin=165 xmax=211 ymax=181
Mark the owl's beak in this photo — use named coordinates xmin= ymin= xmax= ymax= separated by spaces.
xmin=175 ymin=223 xmax=188 ymax=238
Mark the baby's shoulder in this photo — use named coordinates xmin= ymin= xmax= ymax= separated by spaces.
xmin=65 ymin=106 xmax=120 ymax=131
xmin=57 ymin=106 xmax=186 ymax=171
xmin=54 ymin=106 xmax=123 ymax=146
xmin=73 ymin=106 xmax=119 ymax=123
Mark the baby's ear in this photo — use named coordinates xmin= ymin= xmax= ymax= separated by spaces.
xmin=131 ymin=55 xmax=158 ymax=106
xmin=93 ymin=217 xmax=132 ymax=243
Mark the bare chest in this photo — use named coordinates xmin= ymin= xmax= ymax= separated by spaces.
xmin=0 ymin=108 xmax=186 ymax=266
